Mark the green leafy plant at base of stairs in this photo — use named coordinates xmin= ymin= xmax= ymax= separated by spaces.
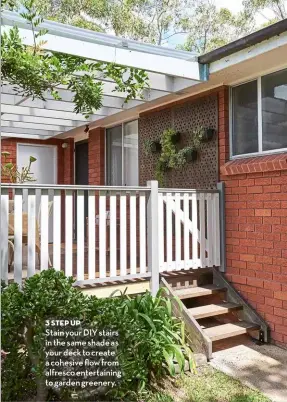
xmin=1 ymin=270 xmax=194 ymax=401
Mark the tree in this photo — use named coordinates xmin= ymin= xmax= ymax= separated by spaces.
xmin=1 ymin=0 xmax=149 ymax=118
xmin=13 ymin=0 xmax=193 ymax=45
xmin=179 ymin=0 xmax=254 ymax=54
xmin=243 ymin=0 xmax=287 ymax=23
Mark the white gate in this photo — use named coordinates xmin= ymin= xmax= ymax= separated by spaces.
xmin=158 ymin=189 xmax=220 ymax=272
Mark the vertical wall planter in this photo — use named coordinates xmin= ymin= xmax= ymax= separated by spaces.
xmin=202 ymin=128 xmax=215 ymax=142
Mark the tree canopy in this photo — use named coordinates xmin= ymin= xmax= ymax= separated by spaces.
xmin=1 ymin=0 xmax=149 ymax=118
xmin=3 ymin=0 xmax=286 ymax=60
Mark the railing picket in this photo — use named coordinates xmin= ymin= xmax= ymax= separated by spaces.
xmin=213 ymin=193 xmax=220 ymax=266
xmin=109 ymin=191 xmax=117 ymax=277
xmin=65 ymin=190 xmax=73 ymax=277
xmin=175 ymin=192 xmax=181 ymax=270
xmin=27 ymin=189 xmax=36 ymax=277
xmin=166 ymin=193 xmax=173 ymax=271
xmin=14 ymin=189 xmax=23 ymax=284
xmin=130 ymin=191 xmax=137 ymax=274
xmin=88 ymin=191 xmax=96 ymax=280
xmin=183 ymin=193 xmax=189 ymax=269
xmin=1 ymin=189 xmax=9 ymax=283
xmin=40 ymin=189 xmax=49 ymax=271
xmin=158 ymin=193 xmax=164 ymax=272
xmin=77 ymin=190 xmax=85 ymax=280
xmin=192 ymin=193 xmax=199 ymax=269
xmin=206 ymin=193 xmax=213 ymax=267
xmin=99 ymin=191 xmax=106 ymax=278
xmin=120 ymin=192 xmax=127 ymax=276
xmin=199 ymin=193 xmax=206 ymax=268
xmin=53 ymin=189 xmax=61 ymax=270
xmin=139 ymin=192 xmax=146 ymax=273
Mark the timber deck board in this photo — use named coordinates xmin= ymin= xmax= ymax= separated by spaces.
xmin=188 ymin=303 xmax=242 ymax=319
xmin=203 ymin=322 xmax=259 ymax=342
xmin=174 ymin=285 xmax=226 ymax=299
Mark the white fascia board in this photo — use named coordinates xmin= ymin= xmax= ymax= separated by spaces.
xmin=84 ymin=70 xmax=198 ymax=93
xmin=210 ymin=31 xmax=287 ymax=74
xmin=1 ymin=132 xmax=52 ymax=140
xmin=0 ymin=104 xmax=103 ymax=122
xmin=2 ymin=22 xmax=201 ymax=80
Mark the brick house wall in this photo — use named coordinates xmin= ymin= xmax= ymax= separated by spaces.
xmin=88 ymin=127 xmax=105 ymax=186
xmin=218 ymin=87 xmax=287 ymax=348
xmin=1 ymin=137 xmax=74 ymax=241
xmin=1 ymin=137 xmax=74 ymax=185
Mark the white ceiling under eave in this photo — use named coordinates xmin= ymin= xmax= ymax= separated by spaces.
xmin=1 ymin=11 xmax=203 ymax=140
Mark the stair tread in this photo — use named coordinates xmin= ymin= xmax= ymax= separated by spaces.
xmin=203 ymin=322 xmax=259 ymax=341
xmin=188 ymin=303 xmax=242 ymax=319
xmin=174 ymin=285 xmax=226 ymax=299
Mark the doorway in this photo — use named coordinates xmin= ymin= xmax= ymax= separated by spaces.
xmin=17 ymin=143 xmax=57 ymax=242
xmin=75 ymin=141 xmax=88 ymax=238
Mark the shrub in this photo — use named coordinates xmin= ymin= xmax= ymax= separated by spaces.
xmin=1 ymin=269 xmax=193 ymax=401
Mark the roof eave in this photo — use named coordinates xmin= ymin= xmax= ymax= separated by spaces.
xmin=199 ymin=18 xmax=287 ymax=64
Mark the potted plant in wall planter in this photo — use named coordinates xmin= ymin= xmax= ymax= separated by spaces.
xmin=144 ymin=139 xmax=161 ymax=154
xmin=180 ymin=146 xmax=198 ymax=162
xmin=170 ymin=131 xmax=181 ymax=144
xmin=202 ymin=128 xmax=215 ymax=142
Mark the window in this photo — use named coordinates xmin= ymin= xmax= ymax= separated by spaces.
xmin=231 ymin=68 xmax=287 ymax=156
xmin=106 ymin=120 xmax=139 ymax=186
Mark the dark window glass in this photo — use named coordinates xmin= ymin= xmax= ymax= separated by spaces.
xmin=232 ymin=80 xmax=258 ymax=155
xmin=262 ymin=69 xmax=287 ymax=151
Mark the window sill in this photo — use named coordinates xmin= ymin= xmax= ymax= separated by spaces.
xmin=221 ymin=153 xmax=287 ymax=176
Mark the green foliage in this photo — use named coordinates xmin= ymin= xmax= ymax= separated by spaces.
xmin=155 ymin=127 xmax=205 ymax=186
xmin=179 ymin=0 xmax=254 ymax=54
xmin=26 ymin=0 xmax=187 ymax=45
xmin=2 ymin=269 xmax=193 ymax=401
xmin=1 ymin=151 xmax=37 ymax=183
xmin=1 ymin=0 xmax=149 ymax=118
xmin=6 ymin=0 xmax=285 ymax=56
xmin=2 ymin=270 xmax=89 ymax=401
xmin=243 ymin=0 xmax=287 ymax=22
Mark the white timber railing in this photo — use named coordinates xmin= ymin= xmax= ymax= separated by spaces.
xmin=0 ymin=182 xmax=221 ymax=294
xmin=158 ymin=189 xmax=220 ymax=272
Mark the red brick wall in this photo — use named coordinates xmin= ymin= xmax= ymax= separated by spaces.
xmin=88 ymin=127 xmax=105 ymax=185
xmin=218 ymin=87 xmax=287 ymax=347
xmin=1 ymin=137 xmax=74 ymax=185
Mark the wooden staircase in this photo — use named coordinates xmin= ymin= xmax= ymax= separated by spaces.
xmin=161 ymin=268 xmax=269 ymax=360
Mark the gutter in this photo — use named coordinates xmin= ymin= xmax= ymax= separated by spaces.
xmin=199 ymin=18 xmax=287 ymax=64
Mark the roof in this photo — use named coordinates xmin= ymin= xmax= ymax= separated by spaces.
xmin=1 ymin=11 xmax=203 ymax=140
xmin=199 ymin=18 xmax=287 ymax=64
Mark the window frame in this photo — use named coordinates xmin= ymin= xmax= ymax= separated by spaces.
xmin=105 ymin=119 xmax=139 ymax=186
xmin=230 ymin=68 xmax=287 ymax=159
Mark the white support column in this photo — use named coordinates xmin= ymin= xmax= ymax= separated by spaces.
xmin=147 ymin=181 xmax=159 ymax=296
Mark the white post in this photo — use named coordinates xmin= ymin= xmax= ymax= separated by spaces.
xmin=147 ymin=181 xmax=159 ymax=296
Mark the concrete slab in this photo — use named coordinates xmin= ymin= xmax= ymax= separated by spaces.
xmin=210 ymin=339 xmax=287 ymax=402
